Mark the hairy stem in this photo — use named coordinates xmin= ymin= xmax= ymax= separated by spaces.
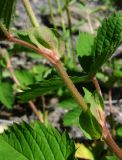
xmin=103 ymin=124 xmax=122 ymax=159
xmin=108 ymin=89 xmax=113 ymax=114
xmin=92 ymin=76 xmax=103 ymax=97
xmin=22 ymin=0 xmax=40 ymax=27
xmin=1 ymin=24 xmax=122 ymax=159
xmin=9 ymin=36 xmax=87 ymax=111
xmin=54 ymin=60 xmax=87 ymax=111
xmin=92 ymin=75 xmax=122 ymax=158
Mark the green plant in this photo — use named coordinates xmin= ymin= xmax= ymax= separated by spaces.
xmin=0 ymin=0 xmax=122 ymax=159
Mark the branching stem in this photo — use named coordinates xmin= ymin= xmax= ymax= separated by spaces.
xmin=1 ymin=23 xmax=122 ymax=159
xmin=92 ymin=76 xmax=103 ymax=97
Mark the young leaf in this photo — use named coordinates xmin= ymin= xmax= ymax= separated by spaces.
xmin=16 ymin=27 xmax=65 ymax=57
xmin=77 ymin=12 xmax=122 ymax=75
xmin=76 ymin=32 xmax=94 ymax=73
xmin=79 ymin=109 xmax=102 ymax=140
xmin=0 ymin=121 xmax=76 ymax=160
xmin=75 ymin=143 xmax=94 ymax=160
xmin=0 ymin=82 xmax=14 ymax=109
xmin=0 ymin=0 xmax=16 ymax=39
xmin=90 ymin=12 xmax=122 ymax=75
xmin=83 ymin=88 xmax=104 ymax=122
xmin=79 ymin=88 xmax=104 ymax=140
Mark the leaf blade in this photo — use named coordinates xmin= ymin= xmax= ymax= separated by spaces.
xmin=0 ymin=121 xmax=76 ymax=160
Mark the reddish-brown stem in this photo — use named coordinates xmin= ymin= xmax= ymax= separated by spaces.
xmin=5 ymin=56 xmax=44 ymax=123
xmin=108 ymin=89 xmax=113 ymax=114
xmin=28 ymin=101 xmax=44 ymax=123
xmin=103 ymin=124 xmax=122 ymax=159
xmin=1 ymin=25 xmax=122 ymax=159
xmin=92 ymin=76 xmax=122 ymax=158
xmin=8 ymin=36 xmax=59 ymax=64
xmin=92 ymin=76 xmax=103 ymax=97
xmin=2 ymin=30 xmax=87 ymax=111
xmin=54 ymin=60 xmax=88 ymax=111
xmin=7 ymin=58 xmax=20 ymax=85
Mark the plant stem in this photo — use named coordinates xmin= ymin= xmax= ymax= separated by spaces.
xmin=56 ymin=0 xmax=66 ymax=33
xmin=103 ymin=124 xmax=122 ymax=159
xmin=5 ymin=54 xmax=44 ymax=123
xmin=55 ymin=0 xmax=70 ymax=60
xmin=54 ymin=60 xmax=87 ymax=111
xmin=108 ymin=89 xmax=113 ymax=114
xmin=28 ymin=101 xmax=44 ymax=123
xmin=92 ymin=75 xmax=122 ymax=158
xmin=87 ymin=11 xmax=94 ymax=34
xmin=1 ymin=24 xmax=122 ymax=159
xmin=22 ymin=0 xmax=40 ymax=27
xmin=65 ymin=0 xmax=75 ymax=65
xmin=48 ymin=0 xmax=57 ymax=30
xmin=92 ymin=76 xmax=103 ymax=97
xmin=6 ymin=33 xmax=87 ymax=111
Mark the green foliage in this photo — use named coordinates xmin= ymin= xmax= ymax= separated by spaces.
xmin=16 ymin=27 xmax=65 ymax=57
xmin=15 ymin=69 xmax=35 ymax=86
xmin=63 ymin=107 xmax=81 ymax=126
xmin=0 ymin=121 xmax=76 ymax=160
xmin=116 ymin=124 xmax=122 ymax=139
xmin=58 ymin=99 xmax=79 ymax=110
xmin=58 ymin=99 xmax=81 ymax=126
xmin=105 ymin=156 xmax=119 ymax=160
xmin=77 ymin=12 xmax=122 ymax=75
xmin=0 ymin=82 xmax=14 ymax=109
xmin=83 ymin=88 xmax=104 ymax=121
xmin=76 ymin=32 xmax=94 ymax=73
xmin=0 ymin=0 xmax=16 ymax=39
xmin=79 ymin=109 xmax=102 ymax=140
xmin=18 ymin=75 xmax=89 ymax=102
xmin=79 ymin=88 xmax=103 ymax=139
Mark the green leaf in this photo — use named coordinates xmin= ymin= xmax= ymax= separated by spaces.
xmin=16 ymin=27 xmax=65 ymax=57
xmin=116 ymin=124 xmax=122 ymax=138
xmin=58 ymin=99 xmax=79 ymax=110
xmin=90 ymin=12 xmax=122 ymax=75
xmin=63 ymin=107 xmax=81 ymax=126
xmin=0 ymin=0 xmax=16 ymax=39
xmin=113 ymin=70 xmax=122 ymax=78
xmin=77 ymin=12 xmax=122 ymax=75
xmin=0 ymin=121 xmax=76 ymax=160
xmin=83 ymin=88 xmax=104 ymax=122
xmin=79 ymin=109 xmax=102 ymax=140
xmin=0 ymin=82 xmax=14 ymax=109
xmin=76 ymin=32 xmax=94 ymax=73
xmin=31 ymin=64 xmax=48 ymax=82
xmin=28 ymin=27 xmax=58 ymax=49
xmin=79 ymin=88 xmax=103 ymax=140
xmin=15 ymin=69 xmax=35 ymax=86
xmin=106 ymin=156 xmax=119 ymax=160
xmin=17 ymin=75 xmax=89 ymax=102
